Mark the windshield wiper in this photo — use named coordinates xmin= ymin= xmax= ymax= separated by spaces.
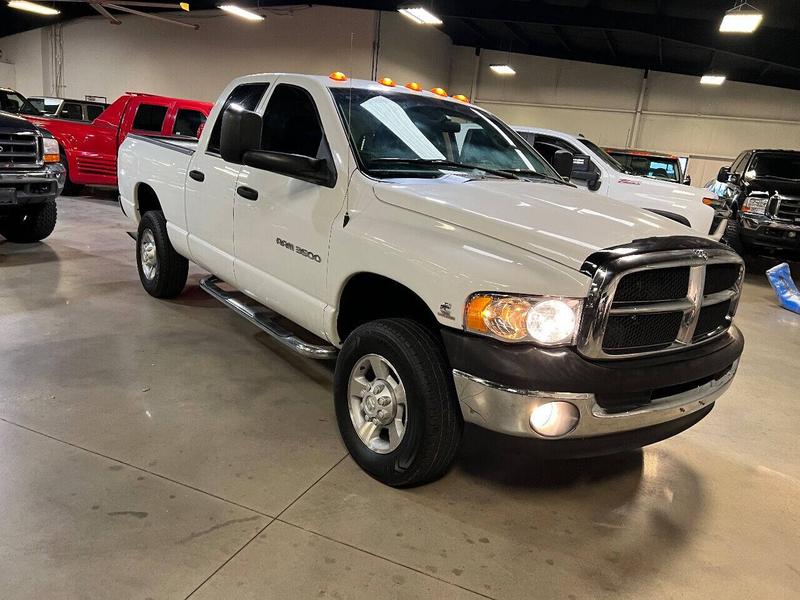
xmin=498 ymin=169 xmax=569 ymax=185
xmin=367 ymin=158 xmax=520 ymax=180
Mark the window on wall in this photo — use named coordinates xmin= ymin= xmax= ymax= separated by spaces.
xmin=207 ymin=82 xmax=269 ymax=155
xmin=132 ymin=104 xmax=168 ymax=132
xmin=173 ymin=109 xmax=207 ymax=138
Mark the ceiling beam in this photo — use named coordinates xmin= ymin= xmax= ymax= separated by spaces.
xmin=551 ymin=25 xmax=572 ymax=54
xmin=603 ymin=29 xmax=618 ymax=60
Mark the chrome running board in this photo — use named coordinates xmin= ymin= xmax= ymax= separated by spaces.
xmin=199 ymin=275 xmax=338 ymax=360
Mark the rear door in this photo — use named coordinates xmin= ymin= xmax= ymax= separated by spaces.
xmin=232 ymin=79 xmax=345 ymax=335
xmin=184 ymin=80 xmax=272 ymax=281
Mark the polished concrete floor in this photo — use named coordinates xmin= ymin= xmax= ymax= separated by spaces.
xmin=1 ymin=196 xmax=799 ymax=600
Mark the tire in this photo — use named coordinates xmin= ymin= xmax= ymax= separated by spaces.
xmin=334 ymin=318 xmax=463 ymax=487
xmin=60 ymin=155 xmax=83 ymax=196
xmin=1 ymin=199 xmax=57 ymax=243
xmin=136 ymin=210 xmax=188 ymax=298
xmin=721 ymin=219 xmax=748 ymax=257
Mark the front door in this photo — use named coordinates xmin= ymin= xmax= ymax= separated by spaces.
xmin=233 ymin=80 xmax=345 ymax=337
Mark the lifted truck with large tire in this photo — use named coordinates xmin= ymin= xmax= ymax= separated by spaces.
xmin=0 ymin=111 xmax=64 ymax=243
xmin=118 ymin=73 xmax=745 ymax=486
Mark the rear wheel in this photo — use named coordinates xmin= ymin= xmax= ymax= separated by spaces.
xmin=136 ymin=211 xmax=188 ymax=298
xmin=334 ymin=319 xmax=463 ymax=487
xmin=0 ymin=200 xmax=57 ymax=243
xmin=60 ymin=154 xmax=83 ymax=196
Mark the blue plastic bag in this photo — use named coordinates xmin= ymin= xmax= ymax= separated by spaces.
xmin=766 ymin=263 xmax=800 ymax=314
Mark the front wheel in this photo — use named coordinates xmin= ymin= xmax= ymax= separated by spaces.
xmin=0 ymin=199 xmax=57 ymax=243
xmin=334 ymin=319 xmax=463 ymax=487
xmin=136 ymin=211 xmax=188 ymax=298
xmin=721 ymin=219 xmax=748 ymax=257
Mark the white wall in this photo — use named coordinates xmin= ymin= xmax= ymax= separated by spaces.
xmin=0 ymin=28 xmax=45 ymax=95
xmin=0 ymin=61 xmax=15 ymax=88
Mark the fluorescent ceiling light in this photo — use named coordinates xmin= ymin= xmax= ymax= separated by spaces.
xmin=700 ymin=74 xmax=726 ymax=85
xmin=398 ymin=7 xmax=442 ymax=25
xmin=7 ymin=0 xmax=60 ymax=15
xmin=218 ymin=4 xmax=264 ymax=21
xmin=719 ymin=3 xmax=763 ymax=33
xmin=490 ymin=64 xmax=516 ymax=76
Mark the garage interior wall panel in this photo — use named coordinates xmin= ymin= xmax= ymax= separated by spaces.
xmin=376 ymin=13 xmax=452 ymax=90
xmin=0 ymin=29 xmax=45 ymax=95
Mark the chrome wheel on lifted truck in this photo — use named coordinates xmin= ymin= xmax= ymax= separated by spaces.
xmin=0 ymin=114 xmax=64 ymax=244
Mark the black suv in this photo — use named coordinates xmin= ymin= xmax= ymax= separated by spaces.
xmin=0 ymin=111 xmax=65 ymax=243
xmin=712 ymin=149 xmax=800 ymax=255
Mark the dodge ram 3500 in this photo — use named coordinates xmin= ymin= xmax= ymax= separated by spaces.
xmin=119 ymin=73 xmax=745 ymax=487
xmin=1 ymin=111 xmax=64 ymax=243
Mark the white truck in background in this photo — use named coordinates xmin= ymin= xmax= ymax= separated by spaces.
xmin=514 ymin=127 xmax=730 ymax=239
xmin=118 ymin=73 xmax=745 ymax=487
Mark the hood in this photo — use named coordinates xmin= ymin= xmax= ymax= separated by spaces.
xmin=0 ymin=110 xmax=38 ymax=132
xmin=745 ymin=176 xmax=800 ymax=197
xmin=373 ymin=177 xmax=693 ymax=271
xmin=611 ymin=174 xmax=714 ymax=229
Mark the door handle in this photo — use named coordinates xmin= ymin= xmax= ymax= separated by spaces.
xmin=189 ymin=170 xmax=205 ymax=182
xmin=237 ymin=186 xmax=259 ymax=201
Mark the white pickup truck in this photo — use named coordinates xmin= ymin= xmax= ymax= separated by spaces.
xmin=118 ymin=73 xmax=745 ymax=486
xmin=513 ymin=127 xmax=730 ymax=239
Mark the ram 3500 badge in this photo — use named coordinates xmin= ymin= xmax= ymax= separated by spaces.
xmin=118 ymin=73 xmax=745 ymax=486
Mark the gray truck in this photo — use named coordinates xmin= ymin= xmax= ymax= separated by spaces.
xmin=0 ymin=111 xmax=64 ymax=243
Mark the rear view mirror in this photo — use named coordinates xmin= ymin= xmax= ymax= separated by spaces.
xmin=716 ymin=166 xmax=730 ymax=183
xmin=243 ymin=150 xmax=336 ymax=188
xmin=220 ymin=106 xmax=262 ymax=164
xmin=552 ymin=150 xmax=574 ymax=179
xmin=587 ymin=172 xmax=602 ymax=191
xmin=571 ymin=153 xmax=592 ymax=172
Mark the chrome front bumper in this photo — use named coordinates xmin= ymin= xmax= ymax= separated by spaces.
xmin=453 ymin=360 xmax=738 ymax=439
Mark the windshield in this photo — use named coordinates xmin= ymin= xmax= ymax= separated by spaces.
xmin=0 ymin=90 xmax=42 ymax=116
xmin=579 ymin=138 xmax=626 ymax=172
xmin=331 ymin=88 xmax=561 ymax=181
xmin=611 ymin=153 xmax=681 ymax=182
xmin=746 ymin=153 xmax=800 ymax=181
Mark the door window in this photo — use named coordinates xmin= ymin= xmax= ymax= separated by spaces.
xmin=60 ymin=102 xmax=84 ymax=121
xmin=173 ymin=109 xmax=207 ymax=138
xmin=261 ymin=84 xmax=326 ymax=158
xmin=730 ymin=152 xmax=749 ymax=175
xmin=86 ymin=104 xmax=105 ymax=121
xmin=207 ymin=82 xmax=269 ymax=155
xmin=132 ymin=104 xmax=169 ymax=132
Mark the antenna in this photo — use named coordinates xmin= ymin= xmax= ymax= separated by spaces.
xmin=343 ymin=31 xmax=354 ymax=228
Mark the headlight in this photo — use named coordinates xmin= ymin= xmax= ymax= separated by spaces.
xmin=465 ymin=293 xmax=583 ymax=346
xmin=742 ymin=195 xmax=768 ymax=215
xmin=42 ymin=136 xmax=60 ymax=163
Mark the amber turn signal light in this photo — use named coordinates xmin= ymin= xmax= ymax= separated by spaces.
xmin=329 ymin=71 xmax=348 ymax=82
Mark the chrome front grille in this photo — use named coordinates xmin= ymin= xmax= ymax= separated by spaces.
xmin=774 ymin=196 xmax=800 ymax=223
xmin=0 ymin=130 xmax=41 ymax=169
xmin=578 ymin=248 xmax=744 ymax=359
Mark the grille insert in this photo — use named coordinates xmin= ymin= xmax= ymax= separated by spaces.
xmin=775 ymin=197 xmax=800 ymax=222
xmin=613 ymin=266 xmax=689 ymax=304
xmin=0 ymin=132 xmax=39 ymax=167
xmin=693 ymin=300 xmax=732 ymax=340
xmin=704 ymin=264 xmax=741 ymax=295
xmin=603 ymin=312 xmax=683 ymax=352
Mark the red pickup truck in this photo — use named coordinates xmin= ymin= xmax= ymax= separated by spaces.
xmin=26 ymin=92 xmax=212 ymax=192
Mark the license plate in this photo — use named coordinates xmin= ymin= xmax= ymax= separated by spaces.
xmin=0 ymin=188 xmax=16 ymax=206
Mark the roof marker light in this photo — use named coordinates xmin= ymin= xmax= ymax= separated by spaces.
xmin=379 ymin=77 xmax=396 ymax=87
xmin=431 ymin=87 xmax=448 ymax=97
xmin=405 ymin=82 xmax=423 ymax=91
xmin=452 ymin=94 xmax=469 ymax=102
xmin=329 ymin=71 xmax=348 ymax=82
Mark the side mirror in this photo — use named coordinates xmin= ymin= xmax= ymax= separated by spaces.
xmin=220 ymin=105 xmax=262 ymax=164
xmin=552 ymin=149 xmax=574 ymax=179
xmin=587 ymin=172 xmax=602 ymax=192
xmin=716 ymin=166 xmax=730 ymax=183
xmin=683 ymin=174 xmax=692 ymax=186
xmin=242 ymin=150 xmax=336 ymax=188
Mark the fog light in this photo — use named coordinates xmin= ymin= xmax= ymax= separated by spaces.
xmin=530 ymin=401 xmax=580 ymax=437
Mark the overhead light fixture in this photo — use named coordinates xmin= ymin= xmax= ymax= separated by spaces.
xmin=700 ymin=74 xmax=726 ymax=85
xmin=719 ymin=1 xmax=763 ymax=33
xmin=398 ymin=6 xmax=442 ymax=25
xmin=7 ymin=0 xmax=60 ymax=15
xmin=218 ymin=4 xmax=264 ymax=21
xmin=490 ymin=64 xmax=516 ymax=76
